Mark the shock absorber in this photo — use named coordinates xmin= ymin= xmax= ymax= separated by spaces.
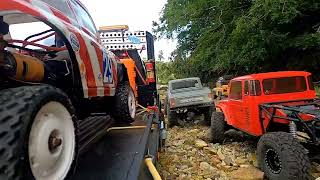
xmin=289 ymin=121 xmax=297 ymax=138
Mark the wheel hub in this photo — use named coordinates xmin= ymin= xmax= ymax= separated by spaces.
xmin=28 ymin=102 xmax=75 ymax=180
xmin=48 ymin=130 xmax=62 ymax=153
xmin=265 ymin=148 xmax=282 ymax=174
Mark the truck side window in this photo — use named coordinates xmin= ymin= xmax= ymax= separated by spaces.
xmin=262 ymin=76 xmax=307 ymax=95
xmin=244 ymin=81 xmax=249 ymax=95
xmin=307 ymin=75 xmax=315 ymax=90
xmin=229 ymin=81 xmax=242 ymax=100
xmin=249 ymin=80 xmax=262 ymax=96
xmin=70 ymin=0 xmax=97 ymax=34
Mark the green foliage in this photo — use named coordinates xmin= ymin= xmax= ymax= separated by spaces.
xmin=153 ymin=0 xmax=320 ymax=82
xmin=156 ymin=61 xmax=176 ymax=85
xmin=315 ymin=86 xmax=320 ymax=96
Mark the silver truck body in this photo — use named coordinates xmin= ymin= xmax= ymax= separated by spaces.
xmin=168 ymin=77 xmax=213 ymax=110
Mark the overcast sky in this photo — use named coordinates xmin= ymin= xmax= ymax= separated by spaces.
xmin=80 ymin=0 xmax=176 ymax=60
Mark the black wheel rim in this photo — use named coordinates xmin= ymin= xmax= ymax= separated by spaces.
xmin=265 ymin=148 xmax=282 ymax=174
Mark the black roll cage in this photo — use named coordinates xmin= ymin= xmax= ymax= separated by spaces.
xmin=259 ymin=98 xmax=320 ymax=145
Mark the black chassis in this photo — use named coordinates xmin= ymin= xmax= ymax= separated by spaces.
xmin=170 ymin=103 xmax=214 ymax=120
xmin=259 ymin=98 xmax=320 ymax=145
xmin=171 ymin=103 xmax=213 ymax=112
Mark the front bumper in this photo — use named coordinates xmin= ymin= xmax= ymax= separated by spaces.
xmin=170 ymin=102 xmax=214 ymax=111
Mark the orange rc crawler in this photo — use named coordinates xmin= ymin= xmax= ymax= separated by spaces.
xmin=211 ymin=71 xmax=318 ymax=180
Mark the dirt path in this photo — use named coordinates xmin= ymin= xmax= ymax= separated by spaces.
xmin=158 ymin=121 xmax=320 ymax=180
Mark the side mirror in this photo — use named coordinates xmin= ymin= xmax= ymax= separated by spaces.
xmin=265 ymin=90 xmax=270 ymax=95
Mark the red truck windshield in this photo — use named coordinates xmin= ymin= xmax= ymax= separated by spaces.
xmin=262 ymin=76 xmax=307 ymax=95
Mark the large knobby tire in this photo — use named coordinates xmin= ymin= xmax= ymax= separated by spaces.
xmin=113 ymin=82 xmax=136 ymax=124
xmin=0 ymin=85 xmax=78 ymax=180
xmin=257 ymin=132 xmax=310 ymax=180
xmin=210 ymin=112 xmax=225 ymax=143
xmin=166 ymin=103 xmax=178 ymax=128
xmin=203 ymin=105 xmax=215 ymax=125
xmin=163 ymin=97 xmax=168 ymax=116
xmin=158 ymin=112 xmax=166 ymax=153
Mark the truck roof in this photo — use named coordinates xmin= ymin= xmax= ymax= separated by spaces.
xmin=169 ymin=77 xmax=200 ymax=83
xmin=232 ymin=71 xmax=311 ymax=81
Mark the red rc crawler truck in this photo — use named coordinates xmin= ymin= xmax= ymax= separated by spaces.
xmin=210 ymin=71 xmax=320 ymax=180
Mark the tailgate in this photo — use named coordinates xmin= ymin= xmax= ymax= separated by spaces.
xmin=172 ymin=88 xmax=212 ymax=108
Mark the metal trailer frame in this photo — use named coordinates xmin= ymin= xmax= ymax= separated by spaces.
xmin=259 ymin=98 xmax=320 ymax=145
xmin=73 ymin=110 xmax=166 ymax=180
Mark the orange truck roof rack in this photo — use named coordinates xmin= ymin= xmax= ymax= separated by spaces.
xmin=99 ymin=25 xmax=129 ymax=32
xmin=99 ymin=25 xmax=148 ymax=55
xmin=98 ymin=25 xmax=155 ymax=61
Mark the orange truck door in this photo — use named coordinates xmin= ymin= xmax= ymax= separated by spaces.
xmin=228 ymin=81 xmax=246 ymax=130
xmin=120 ymin=58 xmax=137 ymax=96
xmin=242 ymin=80 xmax=251 ymax=131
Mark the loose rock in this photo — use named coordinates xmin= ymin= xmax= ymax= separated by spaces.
xmin=230 ymin=166 xmax=264 ymax=180
xmin=211 ymin=156 xmax=221 ymax=165
xmin=180 ymin=165 xmax=188 ymax=170
xmin=235 ymin=157 xmax=247 ymax=165
xmin=240 ymin=164 xmax=250 ymax=168
xmin=204 ymin=147 xmax=217 ymax=154
xmin=200 ymin=162 xmax=215 ymax=172
xmin=312 ymin=162 xmax=320 ymax=172
xmin=220 ymin=165 xmax=232 ymax=171
xmin=195 ymin=139 xmax=208 ymax=148
xmin=224 ymin=156 xmax=233 ymax=166
xmin=189 ymin=129 xmax=199 ymax=134
xmin=217 ymin=148 xmax=225 ymax=160
xmin=247 ymin=153 xmax=256 ymax=163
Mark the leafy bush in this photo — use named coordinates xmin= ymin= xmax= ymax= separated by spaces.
xmin=154 ymin=0 xmax=320 ymax=82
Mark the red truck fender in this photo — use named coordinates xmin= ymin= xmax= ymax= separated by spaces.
xmin=215 ymin=102 xmax=230 ymax=124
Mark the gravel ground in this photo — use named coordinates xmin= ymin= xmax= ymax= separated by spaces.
xmin=158 ymin=119 xmax=320 ymax=180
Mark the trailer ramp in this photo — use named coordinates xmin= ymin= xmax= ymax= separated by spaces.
xmin=72 ymin=113 xmax=161 ymax=180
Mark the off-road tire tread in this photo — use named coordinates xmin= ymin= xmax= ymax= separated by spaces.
xmin=210 ymin=112 xmax=225 ymax=143
xmin=0 ymin=85 xmax=78 ymax=180
xmin=257 ymin=132 xmax=310 ymax=180
xmin=204 ymin=105 xmax=215 ymax=125
xmin=163 ymin=98 xmax=168 ymax=116
xmin=167 ymin=103 xmax=177 ymax=128
xmin=113 ymin=82 xmax=135 ymax=124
